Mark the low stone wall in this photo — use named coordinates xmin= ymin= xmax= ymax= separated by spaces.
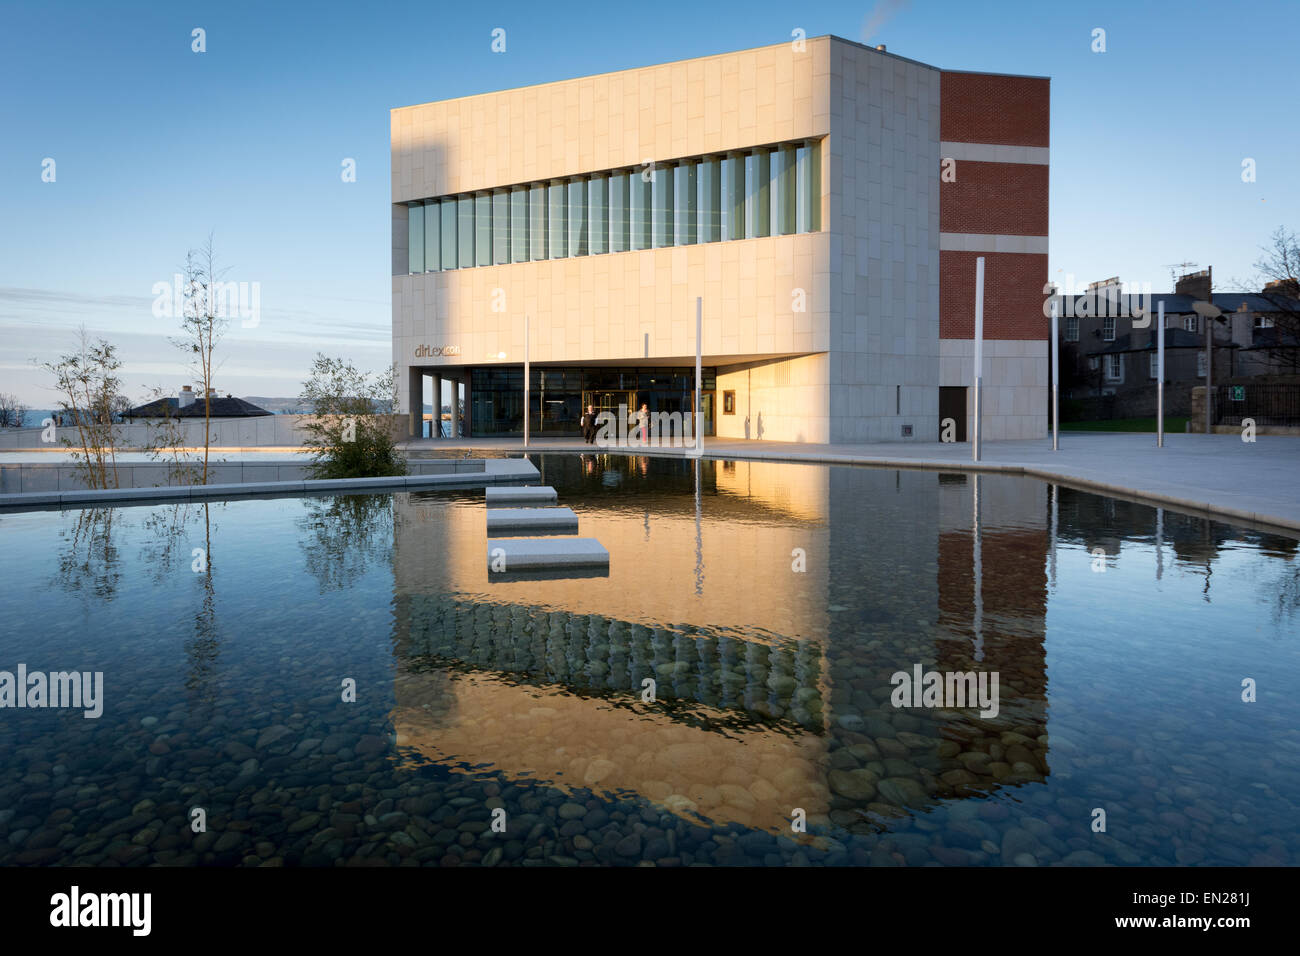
xmin=0 ymin=415 xmax=406 ymax=451
xmin=0 ymin=457 xmax=482 ymax=494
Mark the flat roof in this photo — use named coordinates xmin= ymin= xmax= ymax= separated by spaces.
xmin=392 ymin=34 xmax=1047 ymax=114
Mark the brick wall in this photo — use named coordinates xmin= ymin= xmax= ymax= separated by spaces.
xmin=941 ymin=251 xmax=1048 ymax=340
xmin=939 ymin=161 xmax=1048 ymax=235
xmin=939 ymin=72 xmax=1050 ymax=147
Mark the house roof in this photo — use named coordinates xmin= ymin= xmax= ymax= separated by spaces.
xmin=1096 ymin=329 xmax=1212 ymax=354
xmin=1148 ymin=293 xmax=1296 ymax=314
xmin=127 ymin=396 xmax=273 ymax=418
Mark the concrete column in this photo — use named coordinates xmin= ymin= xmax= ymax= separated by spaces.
xmin=407 ymin=366 xmax=423 ymax=437
xmin=449 ymin=377 xmax=460 ymax=439
xmin=430 ymin=373 xmax=442 ymax=438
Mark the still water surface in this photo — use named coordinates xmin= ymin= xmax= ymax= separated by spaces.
xmin=0 ymin=454 xmax=1296 ymax=866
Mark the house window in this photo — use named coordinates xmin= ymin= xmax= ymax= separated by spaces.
xmin=1103 ymin=317 xmax=1116 ymax=341
xmin=1148 ymin=352 xmax=1159 ymax=379
xmin=1104 ymin=354 xmax=1123 ymax=383
xmin=1197 ymin=352 xmax=1207 ymax=377
xmin=1088 ymin=357 xmax=1100 ymax=371
xmin=1184 ymin=315 xmax=1198 ymax=333
xmin=1255 ymin=315 xmax=1275 ymax=328
xmin=1065 ymin=317 xmax=1079 ymax=342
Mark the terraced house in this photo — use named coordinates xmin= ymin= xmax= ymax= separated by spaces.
xmin=392 ymin=36 xmax=1050 ymax=442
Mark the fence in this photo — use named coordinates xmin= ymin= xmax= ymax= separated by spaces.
xmin=1213 ymin=384 xmax=1300 ymax=427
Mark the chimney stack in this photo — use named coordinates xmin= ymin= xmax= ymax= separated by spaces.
xmin=179 ymin=385 xmax=195 ymax=408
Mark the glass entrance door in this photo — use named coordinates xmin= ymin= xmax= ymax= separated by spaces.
xmin=583 ymin=390 xmax=636 ymax=425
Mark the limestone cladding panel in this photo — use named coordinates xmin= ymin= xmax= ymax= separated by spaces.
xmin=391 ymin=38 xmax=831 ymax=202
xmin=391 ymin=233 xmax=829 ymax=370
xmin=826 ymin=39 xmax=941 ymax=442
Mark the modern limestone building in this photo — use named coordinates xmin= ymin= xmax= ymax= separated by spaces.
xmin=392 ymin=35 xmax=1050 ymax=442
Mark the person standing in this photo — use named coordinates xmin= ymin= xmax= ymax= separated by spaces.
xmin=637 ymin=403 xmax=649 ymax=444
xmin=581 ymin=404 xmax=598 ymax=444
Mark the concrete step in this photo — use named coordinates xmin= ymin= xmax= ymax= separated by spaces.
xmin=486 ymin=506 xmax=579 ymax=536
xmin=487 ymin=537 xmax=610 ymax=572
xmin=485 ymin=485 xmax=558 ymax=507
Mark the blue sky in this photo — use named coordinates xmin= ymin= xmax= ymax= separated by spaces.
xmin=1 ymin=0 xmax=1296 ymax=405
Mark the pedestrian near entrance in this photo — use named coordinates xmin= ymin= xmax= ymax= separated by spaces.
xmin=581 ymin=404 xmax=599 ymax=444
xmin=637 ymin=403 xmax=649 ymax=444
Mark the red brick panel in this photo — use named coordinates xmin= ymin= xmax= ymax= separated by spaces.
xmin=940 ymin=72 xmax=1049 ymax=147
xmin=941 ymin=251 xmax=1048 ymax=340
xmin=940 ymin=161 xmax=1047 ymax=236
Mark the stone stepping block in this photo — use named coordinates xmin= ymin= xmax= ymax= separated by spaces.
xmin=485 ymin=485 xmax=558 ymax=507
xmin=487 ymin=537 xmax=609 ymax=571
xmin=486 ymin=506 xmax=578 ymax=535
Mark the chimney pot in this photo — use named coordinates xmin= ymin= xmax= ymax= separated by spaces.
xmin=876 ymin=44 xmax=886 ymax=51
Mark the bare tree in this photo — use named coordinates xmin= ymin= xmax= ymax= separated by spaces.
xmin=0 ymin=393 xmax=29 ymax=429
xmin=140 ymin=385 xmax=202 ymax=486
xmin=1251 ymin=226 xmax=1300 ymax=374
xmin=170 ymin=234 xmax=228 ymax=484
xmin=38 ymin=327 xmax=122 ymax=489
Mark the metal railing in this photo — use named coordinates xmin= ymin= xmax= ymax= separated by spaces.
xmin=1213 ymin=384 xmax=1300 ymax=426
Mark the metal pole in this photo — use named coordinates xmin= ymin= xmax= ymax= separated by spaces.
xmin=1050 ymin=297 xmax=1059 ymax=451
xmin=695 ymin=296 xmax=703 ymax=457
xmin=972 ymin=256 xmax=985 ymax=462
xmin=972 ymin=473 xmax=984 ymax=662
xmin=523 ymin=314 xmax=530 ymax=448
xmin=1204 ymin=308 xmax=1212 ymax=436
xmin=1157 ymin=302 xmax=1165 ymax=447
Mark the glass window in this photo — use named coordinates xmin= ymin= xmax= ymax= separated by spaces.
xmin=745 ymin=149 xmax=770 ymax=239
xmin=1065 ymin=317 xmax=1079 ymax=341
xmin=1149 ymin=352 xmax=1159 ymax=379
xmin=457 ymin=196 xmax=475 ymax=267
xmin=588 ymin=174 xmax=608 ymax=255
xmin=1196 ymin=351 xmax=1207 ymax=377
xmin=407 ymin=203 xmax=424 ymax=275
xmin=529 ymin=184 xmax=547 ymax=260
xmin=609 ymin=172 xmax=631 ymax=252
xmin=674 ymin=161 xmax=697 ymax=245
xmin=568 ymin=178 xmax=588 ymax=256
xmin=1184 ymin=315 xmax=1198 ymax=333
xmin=475 ymin=193 xmax=491 ymax=267
xmin=722 ymin=153 xmax=746 ymax=241
xmin=548 ymin=181 xmax=567 ymax=259
xmin=651 ymin=163 xmax=674 ymax=247
xmin=1103 ymin=316 xmax=1116 ymax=341
xmin=510 ymin=187 xmax=529 ymax=263
xmin=629 ymin=169 xmax=652 ymax=251
xmin=424 ymin=201 xmax=440 ymax=272
xmin=492 ymin=190 xmax=510 ymax=265
xmin=1104 ymin=354 xmax=1123 ymax=382
xmin=697 ymin=158 xmax=721 ymax=243
xmin=771 ymin=145 xmax=797 ymax=235
xmin=796 ymin=140 xmax=820 ymax=233
xmin=440 ymin=199 xmax=458 ymax=270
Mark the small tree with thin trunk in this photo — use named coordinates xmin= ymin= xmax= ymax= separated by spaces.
xmin=299 ymin=355 xmax=406 ymax=479
xmin=140 ymin=386 xmax=202 ymax=486
xmin=170 ymin=235 xmax=227 ymax=484
xmin=38 ymin=327 xmax=122 ymax=489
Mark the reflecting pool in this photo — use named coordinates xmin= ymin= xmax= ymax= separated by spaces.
xmin=0 ymin=454 xmax=1297 ymax=866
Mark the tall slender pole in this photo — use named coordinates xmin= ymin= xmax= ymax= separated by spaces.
xmin=695 ymin=296 xmax=703 ymax=457
xmin=1157 ymin=302 xmax=1165 ymax=447
xmin=1204 ymin=309 xmax=1212 ymax=436
xmin=1050 ymin=297 xmax=1059 ymax=451
xmin=523 ymin=315 xmax=530 ymax=448
xmin=972 ymin=257 xmax=985 ymax=462
xmin=972 ymin=473 xmax=984 ymax=662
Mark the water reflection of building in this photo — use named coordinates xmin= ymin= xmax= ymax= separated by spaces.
xmin=388 ymin=456 xmax=1053 ymax=835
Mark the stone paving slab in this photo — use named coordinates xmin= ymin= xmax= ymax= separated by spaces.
xmin=487 ymin=537 xmax=610 ymax=571
xmin=485 ymin=485 xmax=557 ymax=506
xmin=486 ymin=507 xmax=579 ymax=535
